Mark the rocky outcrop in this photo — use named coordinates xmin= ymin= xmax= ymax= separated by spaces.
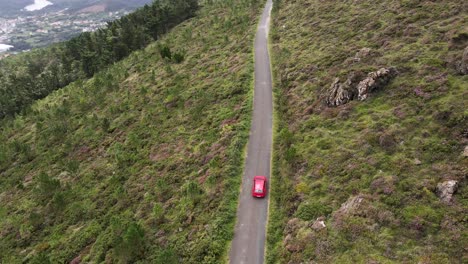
xmin=436 ymin=180 xmax=458 ymax=203
xmin=357 ymin=67 xmax=398 ymax=100
xmin=326 ymin=78 xmax=355 ymax=107
xmin=337 ymin=195 xmax=364 ymax=215
xmin=325 ymin=73 xmax=362 ymax=107
xmin=310 ymin=217 xmax=327 ymax=231
xmin=457 ymin=46 xmax=468 ymax=75
xmin=283 ymin=218 xmax=307 ymax=253
xmin=464 ymin=146 xmax=468 ymax=157
xmin=353 ymin=47 xmax=372 ymax=62
xmin=331 ymin=195 xmax=372 ymax=231
xmin=326 ymin=67 xmax=397 ymax=107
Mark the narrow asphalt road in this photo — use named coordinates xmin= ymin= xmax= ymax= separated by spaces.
xmin=229 ymin=0 xmax=273 ymax=263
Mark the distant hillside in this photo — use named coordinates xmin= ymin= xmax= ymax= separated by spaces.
xmin=0 ymin=0 xmax=31 ymax=15
xmin=0 ymin=0 xmax=262 ymax=262
xmin=58 ymin=0 xmax=154 ymax=13
xmin=267 ymin=0 xmax=467 ymax=263
xmin=0 ymin=0 xmax=152 ymax=15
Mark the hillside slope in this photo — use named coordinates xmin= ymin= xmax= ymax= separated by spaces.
xmin=267 ymin=0 xmax=467 ymax=263
xmin=0 ymin=0 xmax=262 ymax=262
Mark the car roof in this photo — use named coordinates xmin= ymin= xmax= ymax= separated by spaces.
xmin=255 ymin=180 xmax=264 ymax=190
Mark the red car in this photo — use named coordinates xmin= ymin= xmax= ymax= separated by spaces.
xmin=252 ymin=176 xmax=267 ymax=198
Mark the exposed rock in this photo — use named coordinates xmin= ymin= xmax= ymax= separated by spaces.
xmin=285 ymin=242 xmax=301 ymax=252
xmin=414 ymin=158 xmax=422 ymax=165
xmin=463 ymin=146 xmax=468 ymax=157
xmin=436 ymin=180 xmax=458 ymax=203
xmin=370 ymin=176 xmax=396 ymax=195
xmin=70 ymin=256 xmax=81 ymax=264
xmin=283 ymin=232 xmax=302 ymax=253
xmin=337 ymin=195 xmax=364 ymax=215
xmin=457 ymin=46 xmax=468 ymax=75
xmin=331 ymin=195 xmax=379 ymax=232
xmin=285 ymin=218 xmax=305 ymax=234
xmin=310 ymin=217 xmax=326 ymax=231
xmin=155 ymin=229 xmax=166 ymax=237
xmin=357 ymin=67 xmax=398 ymax=101
xmin=354 ymin=47 xmax=372 ymax=62
xmin=326 ymin=67 xmax=397 ymax=107
xmin=325 ymin=73 xmax=362 ymax=107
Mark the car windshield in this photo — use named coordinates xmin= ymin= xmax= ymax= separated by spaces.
xmin=255 ymin=189 xmax=263 ymax=193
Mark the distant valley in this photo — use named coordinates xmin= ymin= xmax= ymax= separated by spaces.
xmin=0 ymin=0 xmax=152 ymax=55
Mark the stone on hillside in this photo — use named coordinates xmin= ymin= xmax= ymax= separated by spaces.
xmin=436 ymin=180 xmax=458 ymax=203
xmin=463 ymin=146 xmax=468 ymax=157
xmin=414 ymin=158 xmax=422 ymax=165
xmin=70 ymin=256 xmax=81 ymax=264
xmin=337 ymin=195 xmax=364 ymax=215
xmin=325 ymin=67 xmax=397 ymax=107
xmin=310 ymin=217 xmax=327 ymax=231
xmin=326 ymin=78 xmax=355 ymax=106
xmin=285 ymin=218 xmax=305 ymax=233
xmin=325 ymin=73 xmax=362 ymax=107
xmin=357 ymin=67 xmax=398 ymax=101
xmin=457 ymin=46 xmax=468 ymax=75
xmin=354 ymin=47 xmax=372 ymax=62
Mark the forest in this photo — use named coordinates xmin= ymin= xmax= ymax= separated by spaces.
xmin=0 ymin=0 xmax=198 ymax=119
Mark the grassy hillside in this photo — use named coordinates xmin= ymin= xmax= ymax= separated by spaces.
xmin=267 ymin=0 xmax=467 ymax=263
xmin=0 ymin=0 xmax=262 ymax=262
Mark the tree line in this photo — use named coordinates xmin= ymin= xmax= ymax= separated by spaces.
xmin=0 ymin=0 xmax=198 ymax=119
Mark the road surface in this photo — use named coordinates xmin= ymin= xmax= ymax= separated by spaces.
xmin=229 ymin=0 xmax=273 ymax=263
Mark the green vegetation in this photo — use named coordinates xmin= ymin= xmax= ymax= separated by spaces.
xmin=0 ymin=0 xmax=198 ymax=119
xmin=0 ymin=0 xmax=262 ymax=262
xmin=267 ymin=0 xmax=467 ymax=263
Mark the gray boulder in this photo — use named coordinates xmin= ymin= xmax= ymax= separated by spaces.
xmin=357 ymin=67 xmax=398 ymax=100
xmin=325 ymin=72 xmax=363 ymax=107
xmin=325 ymin=77 xmax=356 ymax=107
xmin=338 ymin=195 xmax=364 ymax=215
xmin=436 ymin=180 xmax=458 ymax=203
xmin=310 ymin=217 xmax=327 ymax=231
xmin=457 ymin=46 xmax=468 ymax=75
xmin=353 ymin=47 xmax=372 ymax=62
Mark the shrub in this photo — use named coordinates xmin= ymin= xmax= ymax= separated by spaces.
xmin=35 ymin=172 xmax=61 ymax=202
xmin=101 ymin=118 xmax=110 ymax=133
xmin=155 ymin=248 xmax=178 ymax=263
xmin=172 ymin=50 xmax=185 ymax=63
xmin=186 ymin=181 xmax=203 ymax=198
xmin=66 ymin=159 xmax=80 ymax=174
xmin=158 ymin=44 xmax=172 ymax=60
xmin=30 ymin=252 xmax=51 ymax=264
xmin=152 ymin=202 xmax=164 ymax=221
xmin=296 ymin=201 xmax=332 ymax=221
xmin=295 ymin=182 xmax=310 ymax=195
xmin=115 ymin=222 xmax=145 ymax=262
